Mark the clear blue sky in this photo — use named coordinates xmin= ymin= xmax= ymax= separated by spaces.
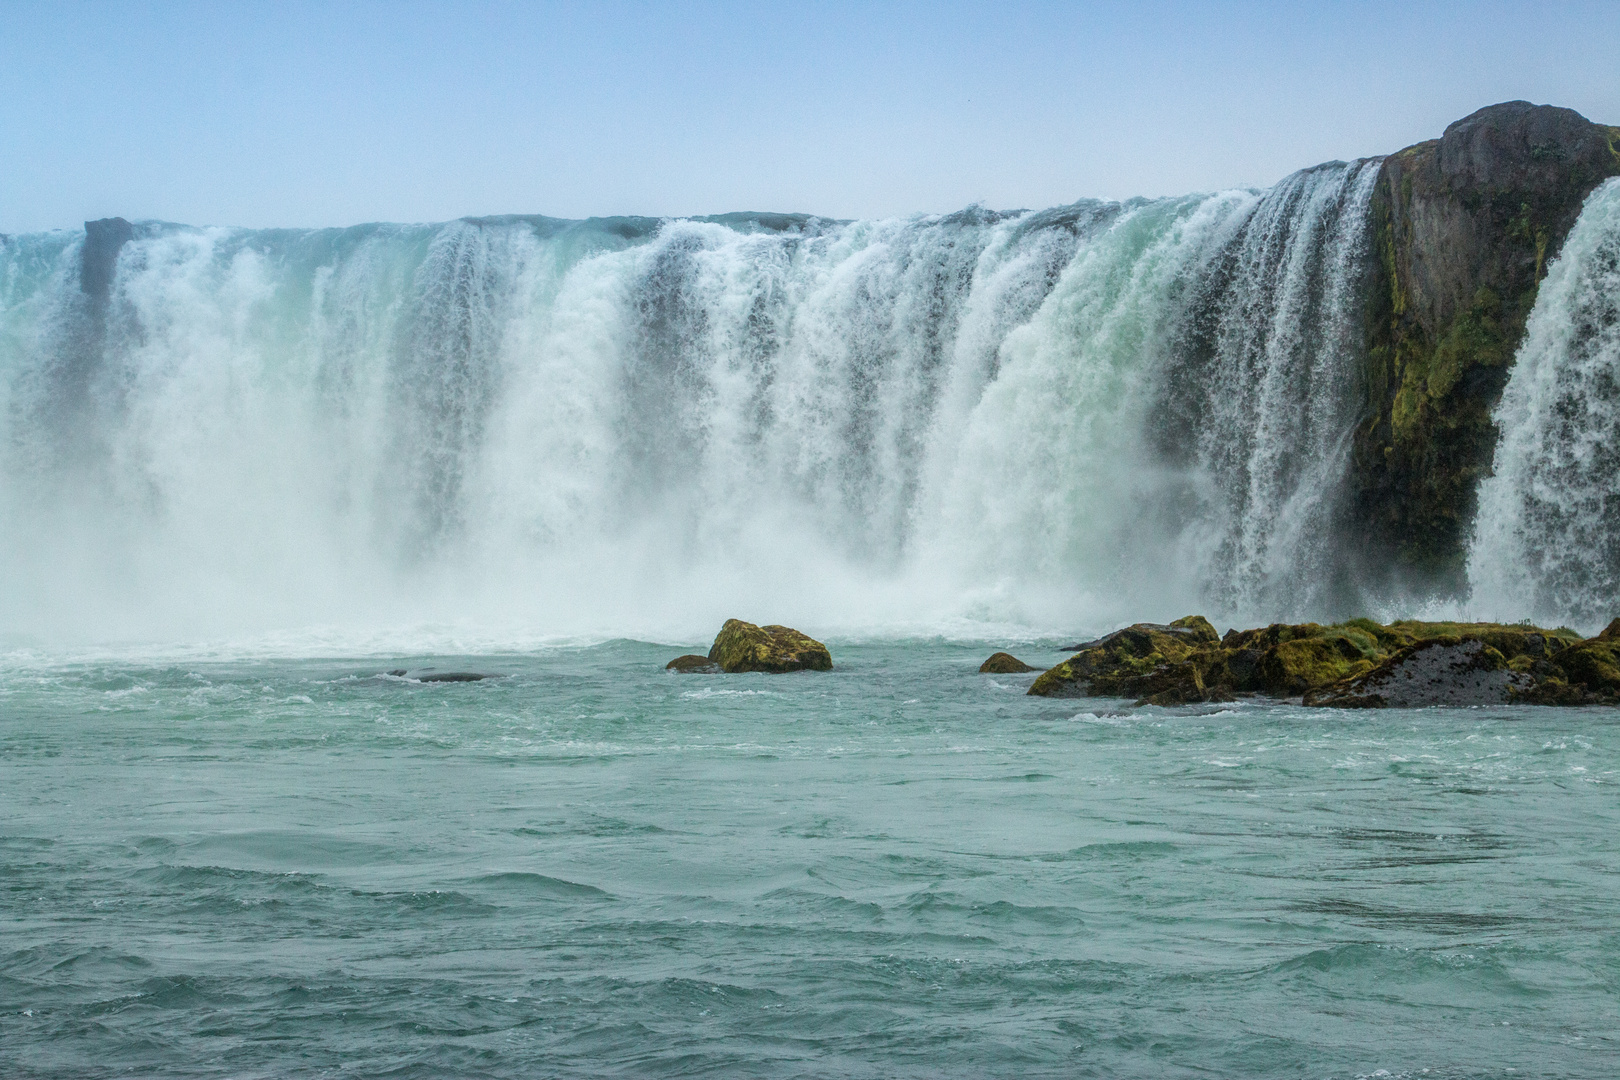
xmin=3 ymin=0 xmax=1618 ymax=232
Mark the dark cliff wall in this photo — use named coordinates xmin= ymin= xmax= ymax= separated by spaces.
xmin=1350 ymin=102 xmax=1620 ymax=597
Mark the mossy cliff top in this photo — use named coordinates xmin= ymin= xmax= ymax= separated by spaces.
xmin=1350 ymin=101 xmax=1620 ymax=595
xmin=1029 ymin=614 xmax=1597 ymax=706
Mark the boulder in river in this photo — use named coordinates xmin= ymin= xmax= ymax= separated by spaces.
xmin=979 ymin=652 xmax=1039 ymax=674
xmin=708 ymin=619 xmax=832 ymax=673
xmin=666 ymin=654 xmax=722 ymax=673
xmin=1031 ymin=616 xmax=1217 ymax=699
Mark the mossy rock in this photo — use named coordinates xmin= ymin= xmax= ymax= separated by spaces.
xmin=1032 ymin=615 xmax=1589 ymax=705
xmin=666 ymin=654 xmax=722 ymax=673
xmin=1030 ymin=616 xmax=1214 ymax=697
xmin=1091 ymin=658 xmax=1235 ymax=707
xmin=1168 ymin=615 xmax=1219 ymax=644
xmin=1350 ymin=102 xmax=1620 ymax=594
xmin=979 ymin=652 xmax=1039 ymax=674
xmin=1544 ymin=638 xmax=1620 ymax=698
xmin=707 ymin=619 xmax=832 ymax=673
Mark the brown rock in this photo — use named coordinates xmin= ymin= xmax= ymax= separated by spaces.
xmin=979 ymin=652 xmax=1039 ymax=674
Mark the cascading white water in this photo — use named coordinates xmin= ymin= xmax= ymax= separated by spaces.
xmin=1467 ymin=178 xmax=1620 ymax=629
xmin=0 ymin=166 xmax=1384 ymax=647
xmin=1189 ymin=160 xmax=1383 ymax=614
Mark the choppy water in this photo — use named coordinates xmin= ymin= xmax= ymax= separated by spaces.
xmin=4 ymin=640 xmax=1617 ymax=1078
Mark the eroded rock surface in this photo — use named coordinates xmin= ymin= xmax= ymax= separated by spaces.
xmin=1306 ymin=638 xmax=1530 ymax=707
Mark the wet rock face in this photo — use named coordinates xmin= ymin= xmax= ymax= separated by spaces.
xmin=1307 ymin=638 xmax=1529 ymax=708
xmin=1031 ymin=620 xmax=1209 ymax=698
xmin=1438 ymin=102 xmax=1618 ymax=195
xmin=707 ymin=619 xmax=832 ymax=673
xmin=81 ymin=217 xmax=135 ymax=302
xmin=1027 ymin=615 xmax=1602 ymax=708
xmin=1351 ymin=101 xmax=1620 ymax=595
xmin=979 ymin=652 xmax=1038 ymax=674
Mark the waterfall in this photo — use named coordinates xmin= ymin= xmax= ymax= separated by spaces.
xmin=1467 ymin=178 xmax=1620 ymax=628
xmin=0 ymin=166 xmax=1385 ymax=645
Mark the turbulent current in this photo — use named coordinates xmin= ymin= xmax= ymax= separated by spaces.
xmin=0 ymin=163 xmax=1390 ymax=645
xmin=4 ymin=644 xmax=1619 ymax=1079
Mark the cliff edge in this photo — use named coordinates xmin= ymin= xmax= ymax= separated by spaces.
xmin=1350 ymin=101 xmax=1620 ymax=596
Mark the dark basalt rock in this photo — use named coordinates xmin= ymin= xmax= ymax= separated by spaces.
xmin=979 ymin=652 xmax=1039 ymax=674
xmin=666 ymin=654 xmax=722 ymax=673
xmin=81 ymin=217 xmax=135 ymax=303
xmin=384 ymin=669 xmax=498 ymax=682
xmin=1306 ymin=638 xmax=1530 ymax=708
xmin=1350 ymin=101 xmax=1620 ymax=596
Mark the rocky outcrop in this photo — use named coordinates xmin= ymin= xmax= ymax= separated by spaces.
xmin=1028 ymin=614 xmax=1598 ymax=707
xmin=81 ymin=217 xmax=135 ymax=303
xmin=979 ymin=652 xmax=1039 ymax=674
xmin=1029 ymin=616 xmax=1218 ymax=699
xmin=666 ymin=654 xmax=722 ymax=673
xmin=707 ymin=619 xmax=832 ymax=673
xmin=1510 ymin=618 xmax=1620 ymax=704
xmin=1351 ymin=102 xmax=1620 ymax=595
xmin=1305 ymin=638 xmax=1530 ymax=707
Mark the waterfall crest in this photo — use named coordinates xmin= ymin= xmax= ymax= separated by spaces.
xmin=1 ymin=165 xmax=1396 ymax=644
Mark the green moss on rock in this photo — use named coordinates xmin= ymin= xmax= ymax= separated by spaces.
xmin=979 ymin=652 xmax=1039 ymax=674
xmin=1031 ymin=614 xmax=1591 ymax=706
xmin=1350 ymin=102 xmax=1620 ymax=596
xmin=1030 ymin=619 xmax=1211 ymax=698
xmin=707 ymin=619 xmax=832 ymax=673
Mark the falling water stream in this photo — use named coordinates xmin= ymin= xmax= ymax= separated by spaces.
xmin=0 ymin=163 xmax=1387 ymax=645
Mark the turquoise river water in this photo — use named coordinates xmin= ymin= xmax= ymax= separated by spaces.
xmin=3 ymin=639 xmax=1618 ymax=1078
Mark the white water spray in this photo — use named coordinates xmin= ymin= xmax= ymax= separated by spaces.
xmin=0 ymin=167 xmax=1386 ymax=647
xmin=1468 ymin=178 xmax=1620 ymax=628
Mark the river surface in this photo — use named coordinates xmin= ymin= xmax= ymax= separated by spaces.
xmin=3 ymin=639 xmax=1618 ymax=1078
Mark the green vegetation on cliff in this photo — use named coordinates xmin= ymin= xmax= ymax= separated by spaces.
xmin=1350 ymin=103 xmax=1620 ymax=594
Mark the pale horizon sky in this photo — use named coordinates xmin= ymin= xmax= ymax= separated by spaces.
xmin=3 ymin=0 xmax=1619 ymax=233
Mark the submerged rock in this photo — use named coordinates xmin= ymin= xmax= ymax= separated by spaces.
xmin=708 ymin=619 xmax=832 ymax=673
xmin=383 ymin=669 xmax=499 ymax=682
xmin=666 ymin=654 xmax=722 ymax=673
xmin=979 ymin=652 xmax=1039 ymax=674
xmin=1306 ymin=638 xmax=1530 ymax=708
